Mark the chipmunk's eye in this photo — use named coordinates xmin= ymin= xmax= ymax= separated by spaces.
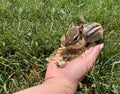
xmin=72 ymin=35 xmax=80 ymax=43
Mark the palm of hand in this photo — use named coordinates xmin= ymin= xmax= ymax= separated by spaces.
xmin=45 ymin=44 xmax=103 ymax=84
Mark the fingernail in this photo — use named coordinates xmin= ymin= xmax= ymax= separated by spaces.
xmin=99 ymin=43 xmax=104 ymax=50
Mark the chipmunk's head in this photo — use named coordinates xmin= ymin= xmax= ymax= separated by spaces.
xmin=61 ymin=23 xmax=85 ymax=49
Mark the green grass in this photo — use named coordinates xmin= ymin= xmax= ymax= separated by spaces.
xmin=0 ymin=0 xmax=120 ymax=94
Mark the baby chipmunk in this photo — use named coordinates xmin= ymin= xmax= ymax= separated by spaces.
xmin=61 ymin=15 xmax=104 ymax=49
xmin=47 ymin=14 xmax=104 ymax=67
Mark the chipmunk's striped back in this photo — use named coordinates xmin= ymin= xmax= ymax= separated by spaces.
xmin=79 ymin=14 xmax=104 ymax=43
xmin=83 ymin=22 xmax=104 ymax=43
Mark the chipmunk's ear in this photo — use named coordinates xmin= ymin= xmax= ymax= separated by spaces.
xmin=69 ymin=22 xmax=75 ymax=28
xmin=79 ymin=25 xmax=83 ymax=33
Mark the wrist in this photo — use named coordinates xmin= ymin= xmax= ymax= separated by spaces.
xmin=44 ymin=78 xmax=78 ymax=94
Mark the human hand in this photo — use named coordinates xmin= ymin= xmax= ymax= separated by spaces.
xmin=45 ymin=44 xmax=104 ymax=86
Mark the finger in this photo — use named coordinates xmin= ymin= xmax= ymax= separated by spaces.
xmin=86 ymin=43 xmax=104 ymax=60
xmin=66 ymin=44 xmax=104 ymax=75
xmin=47 ymin=61 xmax=57 ymax=70
xmin=45 ymin=61 xmax=59 ymax=79
xmin=85 ymin=43 xmax=104 ymax=68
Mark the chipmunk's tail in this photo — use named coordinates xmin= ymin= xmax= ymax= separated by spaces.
xmin=78 ymin=13 xmax=88 ymax=23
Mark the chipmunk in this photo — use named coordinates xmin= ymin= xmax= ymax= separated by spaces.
xmin=47 ymin=14 xmax=104 ymax=67
xmin=61 ymin=14 xmax=104 ymax=49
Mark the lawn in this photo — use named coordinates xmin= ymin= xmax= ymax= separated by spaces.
xmin=0 ymin=0 xmax=120 ymax=94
